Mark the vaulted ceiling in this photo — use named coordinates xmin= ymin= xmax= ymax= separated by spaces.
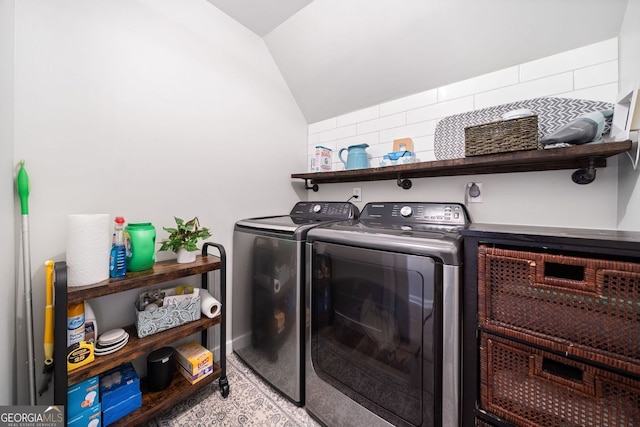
xmin=207 ymin=0 xmax=630 ymax=123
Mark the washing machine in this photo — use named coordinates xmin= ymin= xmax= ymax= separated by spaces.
xmin=232 ymin=201 xmax=359 ymax=406
xmin=305 ymin=202 xmax=470 ymax=426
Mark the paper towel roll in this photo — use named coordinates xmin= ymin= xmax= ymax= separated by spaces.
xmin=67 ymin=214 xmax=111 ymax=287
xmin=200 ymin=289 xmax=222 ymax=319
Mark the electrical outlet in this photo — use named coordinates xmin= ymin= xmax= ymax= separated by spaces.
xmin=468 ymin=182 xmax=483 ymax=203
xmin=353 ymin=187 xmax=362 ymax=202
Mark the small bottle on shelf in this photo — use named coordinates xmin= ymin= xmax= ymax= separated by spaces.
xmin=66 ymin=302 xmax=85 ymax=347
xmin=109 ymin=216 xmax=127 ymax=278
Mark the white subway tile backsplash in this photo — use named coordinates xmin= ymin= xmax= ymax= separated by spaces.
xmin=307 ymin=38 xmax=619 ymax=164
xmin=379 ymin=120 xmax=437 ymax=143
xmin=556 ymin=82 xmax=619 ymax=104
xmin=309 ymin=117 xmax=337 ymax=135
xmin=337 ymin=132 xmax=379 ymax=148
xmin=438 ymin=67 xmax=519 ymax=102
xmin=337 ymin=105 xmax=379 ymax=126
xmin=308 ymin=133 xmax=319 ymax=146
xmin=319 ymin=140 xmax=337 ymax=152
xmin=332 ymin=160 xmax=346 ymax=171
xmin=416 ymin=149 xmax=437 ymax=162
xmin=407 ymin=96 xmax=474 ymax=123
xmin=475 ymin=72 xmax=574 ymax=109
xmin=357 ymin=113 xmax=406 ymax=134
xmin=520 ymin=38 xmax=618 ymax=82
xmin=366 ymin=143 xmax=389 ymax=159
xmin=574 ymin=60 xmax=618 ymax=90
xmin=412 ymin=135 xmax=435 ymax=152
xmin=317 ymin=124 xmax=357 ymax=143
xmin=380 ymin=89 xmax=437 ymax=116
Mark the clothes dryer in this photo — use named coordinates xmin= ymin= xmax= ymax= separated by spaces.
xmin=232 ymin=201 xmax=359 ymax=405
xmin=305 ymin=202 xmax=470 ymax=426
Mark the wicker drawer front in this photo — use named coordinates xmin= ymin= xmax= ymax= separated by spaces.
xmin=480 ymin=333 xmax=640 ymax=427
xmin=478 ymin=245 xmax=640 ymax=375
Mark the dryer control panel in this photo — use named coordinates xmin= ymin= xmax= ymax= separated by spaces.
xmin=360 ymin=202 xmax=469 ymax=226
xmin=289 ymin=202 xmax=359 ymax=220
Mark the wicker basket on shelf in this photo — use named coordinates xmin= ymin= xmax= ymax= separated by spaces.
xmin=464 ymin=115 xmax=539 ymax=157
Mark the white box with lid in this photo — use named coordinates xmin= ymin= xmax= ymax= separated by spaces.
xmin=310 ymin=146 xmax=332 ymax=172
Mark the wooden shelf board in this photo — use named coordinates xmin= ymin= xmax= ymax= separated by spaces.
xmin=291 ymin=141 xmax=632 ymax=185
xmin=55 ymin=250 xmax=227 ymax=427
xmin=66 ymin=255 xmax=221 ymax=303
xmin=67 ymin=317 xmax=221 ymax=384
xmin=111 ymin=365 xmax=222 ymax=426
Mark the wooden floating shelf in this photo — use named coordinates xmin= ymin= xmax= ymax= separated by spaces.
xmin=292 ymin=140 xmax=632 ymax=188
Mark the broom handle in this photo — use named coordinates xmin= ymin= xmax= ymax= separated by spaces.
xmin=44 ymin=261 xmax=54 ymax=366
xmin=22 ymin=215 xmax=37 ymax=405
xmin=18 ymin=161 xmax=37 ymax=405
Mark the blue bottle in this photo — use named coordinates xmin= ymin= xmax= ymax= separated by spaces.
xmin=109 ymin=216 xmax=127 ymax=278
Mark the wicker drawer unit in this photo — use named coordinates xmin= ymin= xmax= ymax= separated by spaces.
xmin=476 ymin=418 xmax=498 ymax=427
xmin=478 ymin=245 xmax=640 ymax=375
xmin=480 ymin=333 xmax=640 ymax=427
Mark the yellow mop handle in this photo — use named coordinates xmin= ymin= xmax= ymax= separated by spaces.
xmin=44 ymin=260 xmax=54 ymax=366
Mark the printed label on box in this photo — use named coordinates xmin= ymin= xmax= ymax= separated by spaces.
xmin=177 ymin=362 xmax=213 ymax=384
xmin=67 ymin=403 xmax=101 ymax=427
xmin=311 ymin=146 xmax=332 ymax=172
xmin=174 ymin=341 xmax=213 ymax=375
xmin=67 ymin=375 xmax=99 ymax=418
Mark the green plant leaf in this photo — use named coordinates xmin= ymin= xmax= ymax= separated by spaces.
xmin=158 ymin=216 xmax=212 ymax=253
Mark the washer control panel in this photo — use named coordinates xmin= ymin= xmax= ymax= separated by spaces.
xmin=360 ymin=202 xmax=469 ymax=226
xmin=290 ymin=202 xmax=359 ymax=220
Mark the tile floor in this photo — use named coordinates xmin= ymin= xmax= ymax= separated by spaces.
xmin=147 ymin=353 xmax=321 ymax=426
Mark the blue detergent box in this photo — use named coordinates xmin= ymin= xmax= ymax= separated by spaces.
xmin=99 ymin=362 xmax=141 ymax=411
xmin=67 ymin=375 xmax=100 ymax=418
xmin=102 ymin=391 xmax=142 ymax=426
xmin=67 ymin=402 xmax=101 ymax=427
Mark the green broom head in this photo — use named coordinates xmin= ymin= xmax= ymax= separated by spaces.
xmin=17 ymin=160 xmax=29 ymax=215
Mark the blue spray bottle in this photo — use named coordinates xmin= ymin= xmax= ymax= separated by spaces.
xmin=109 ymin=216 xmax=127 ymax=278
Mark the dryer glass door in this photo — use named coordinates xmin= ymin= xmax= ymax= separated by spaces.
xmin=309 ymin=241 xmax=441 ymax=427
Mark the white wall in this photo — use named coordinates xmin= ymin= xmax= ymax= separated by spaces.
xmin=0 ymin=0 xmax=16 ymax=407
xmin=9 ymin=0 xmax=307 ymax=405
xmin=617 ymin=0 xmax=640 ymax=230
xmin=266 ymin=0 xmax=628 ymax=123
xmin=306 ymin=39 xmax=625 ymax=230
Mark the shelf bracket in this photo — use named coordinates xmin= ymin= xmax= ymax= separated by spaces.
xmin=304 ymin=179 xmax=319 ymax=192
xmin=397 ymin=178 xmax=412 ymax=190
xmin=571 ymin=158 xmax=597 ymax=185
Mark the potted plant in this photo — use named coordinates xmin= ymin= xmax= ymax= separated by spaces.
xmin=158 ymin=216 xmax=212 ymax=263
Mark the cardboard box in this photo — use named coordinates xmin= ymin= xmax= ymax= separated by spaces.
xmin=102 ymin=391 xmax=142 ymax=427
xmin=99 ymin=362 xmax=140 ymax=411
xmin=176 ymin=362 xmax=213 ymax=384
xmin=274 ymin=309 xmax=285 ymax=334
xmin=174 ymin=341 xmax=213 ymax=375
xmin=67 ymin=402 xmax=101 ymax=427
xmin=67 ymin=375 xmax=99 ymax=418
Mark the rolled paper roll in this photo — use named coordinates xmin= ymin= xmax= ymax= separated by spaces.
xmin=200 ymin=289 xmax=222 ymax=319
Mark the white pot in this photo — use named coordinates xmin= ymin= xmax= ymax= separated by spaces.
xmin=176 ymin=248 xmax=197 ymax=264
